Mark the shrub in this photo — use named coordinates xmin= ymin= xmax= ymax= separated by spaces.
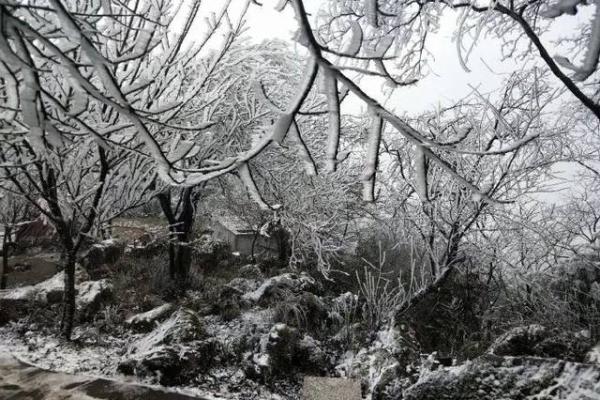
xmin=259 ymin=257 xmax=289 ymax=276
xmin=271 ymin=289 xmax=309 ymax=329
xmin=112 ymin=253 xmax=197 ymax=309
xmin=194 ymin=240 xmax=235 ymax=272
xmin=406 ymin=268 xmax=490 ymax=358
xmin=485 ymin=253 xmax=600 ymax=344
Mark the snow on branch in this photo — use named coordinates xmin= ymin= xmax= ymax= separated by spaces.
xmin=361 ymin=108 xmax=382 ymax=202
xmin=414 ymin=145 xmax=428 ymax=202
xmin=289 ymin=120 xmax=318 ymax=176
xmin=542 ymin=0 xmax=600 ymax=81
xmin=238 ymin=162 xmax=271 ymax=210
xmin=324 ymin=69 xmax=341 ymax=172
xmin=365 ymin=0 xmax=379 ymax=27
xmin=344 ymin=21 xmax=363 ymax=56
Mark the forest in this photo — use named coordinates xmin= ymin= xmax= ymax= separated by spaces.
xmin=0 ymin=0 xmax=600 ymax=399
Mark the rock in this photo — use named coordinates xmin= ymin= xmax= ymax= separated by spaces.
xmin=244 ymin=323 xmax=301 ymax=381
xmin=242 ymin=272 xmax=317 ymax=304
xmin=34 ymin=272 xmax=66 ymax=303
xmin=297 ymin=335 xmax=328 ymax=373
xmin=340 ymin=325 xmax=419 ymax=400
xmin=351 ymin=347 xmax=401 ymax=400
xmin=244 ymin=352 xmax=271 ymax=381
xmin=228 ymin=277 xmax=261 ymax=294
xmin=80 ymin=239 xmax=125 ymax=278
xmin=0 ymin=265 xmax=92 ymax=323
xmin=0 ymin=288 xmax=32 ymax=324
xmin=244 ymin=323 xmax=330 ymax=382
xmin=125 ymin=303 xmax=175 ymax=332
xmin=74 ymin=264 xmax=91 ymax=282
xmin=489 ymin=325 xmax=592 ymax=361
xmin=403 ymin=355 xmax=600 ymax=400
xmin=118 ymin=339 xmax=221 ymax=386
xmin=263 ymin=323 xmax=301 ymax=371
xmin=76 ymin=279 xmax=113 ymax=319
xmin=119 ymin=308 xmax=214 ymax=385
xmin=488 ymin=324 xmax=547 ymax=357
xmin=11 ymin=263 xmax=31 ymax=272
xmin=129 ymin=309 xmax=205 ymax=354
xmin=587 ymin=342 xmax=600 ymax=364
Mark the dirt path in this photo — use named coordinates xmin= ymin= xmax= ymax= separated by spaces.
xmin=0 ymin=354 xmax=206 ymax=400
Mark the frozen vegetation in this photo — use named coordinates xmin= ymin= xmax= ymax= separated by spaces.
xmin=2 ymin=0 xmax=600 ymax=398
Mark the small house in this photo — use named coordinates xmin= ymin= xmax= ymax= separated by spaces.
xmin=211 ymin=215 xmax=278 ymax=257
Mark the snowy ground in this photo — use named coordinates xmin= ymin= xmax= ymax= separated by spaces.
xmin=0 ymin=315 xmax=294 ymax=400
xmin=0 ymin=353 xmax=205 ymax=400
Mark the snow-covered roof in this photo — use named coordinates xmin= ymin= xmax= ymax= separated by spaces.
xmin=215 ymin=215 xmax=256 ymax=235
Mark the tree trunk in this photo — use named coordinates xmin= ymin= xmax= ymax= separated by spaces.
xmin=158 ymin=187 xmax=198 ymax=284
xmin=251 ymin=231 xmax=259 ymax=263
xmin=275 ymin=226 xmax=290 ymax=263
xmin=172 ymin=236 xmax=193 ymax=281
xmin=168 ymin=240 xmax=176 ymax=279
xmin=172 ymin=188 xmax=195 ymax=281
xmin=1 ymin=225 xmax=10 ymax=289
xmin=60 ymin=250 xmax=77 ymax=340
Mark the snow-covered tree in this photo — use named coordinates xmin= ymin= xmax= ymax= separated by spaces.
xmin=376 ymin=68 xmax=568 ymax=315
xmin=153 ymin=40 xmax=312 ymax=280
xmin=0 ymin=0 xmax=250 ymax=338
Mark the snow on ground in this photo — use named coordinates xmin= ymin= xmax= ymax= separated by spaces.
xmin=0 ymin=323 xmax=131 ymax=376
xmin=0 ymin=311 xmax=294 ymax=400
